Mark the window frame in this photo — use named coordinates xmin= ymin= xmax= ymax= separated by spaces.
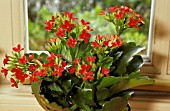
xmin=24 ymin=0 xmax=155 ymax=60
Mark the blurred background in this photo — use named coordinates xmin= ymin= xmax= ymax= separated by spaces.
xmin=27 ymin=0 xmax=152 ymax=55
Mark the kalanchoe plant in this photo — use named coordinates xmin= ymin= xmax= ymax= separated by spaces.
xmin=1 ymin=6 xmax=154 ymax=111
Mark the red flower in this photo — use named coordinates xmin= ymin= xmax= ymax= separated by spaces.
xmin=116 ymin=38 xmax=123 ymax=46
xmin=29 ymin=54 xmax=34 ymax=60
xmin=38 ymin=69 xmax=47 ymax=76
xmin=86 ymin=26 xmax=93 ymax=31
xmin=79 ymin=29 xmax=91 ymax=43
xmin=96 ymin=35 xmax=104 ymax=40
xmin=47 ymin=52 xmax=56 ymax=61
xmin=56 ymin=28 xmax=66 ymax=37
xmin=50 ymin=38 xmax=58 ymax=42
xmin=62 ymin=12 xmax=78 ymax=20
xmin=12 ymin=44 xmax=24 ymax=52
xmin=10 ymin=78 xmax=18 ymax=88
xmin=82 ymin=71 xmax=94 ymax=81
xmin=103 ymin=40 xmax=109 ymax=47
xmin=1 ymin=67 xmax=8 ymax=78
xmin=66 ymin=37 xmax=77 ymax=48
xmin=62 ymin=20 xmax=75 ymax=32
xmin=114 ymin=11 xmax=124 ymax=20
xmin=29 ymin=64 xmax=36 ymax=72
xmin=11 ymin=67 xmax=28 ymax=83
xmin=30 ymin=72 xmax=38 ymax=82
xmin=86 ymin=56 xmax=96 ymax=62
xmin=20 ymin=74 xmax=28 ymax=83
xmin=111 ymin=43 xmax=117 ymax=47
xmin=81 ymin=19 xmax=90 ymax=26
xmin=91 ymin=42 xmax=101 ymax=48
xmin=79 ymin=64 xmax=91 ymax=74
xmin=109 ymin=6 xmax=118 ymax=12
xmin=44 ymin=20 xmax=53 ymax=31
xmin=74 ymin=59 xmax=80 ymax=64
xmin=19 ymin=56 xmax=28 ymax=64
xmin=120 ymin=6 xmax=131 ymax=13
xmin=101 ymin=67 xmax=110 ymax=76
xmin=3 ymin=54 xmax=9 ymax=65
xmin=52 ymin=65 xmax=64 ymax=76
xmin=49 ymin=16 xmax=55 ymax=22
xmin=61 ymin=61 xmax=67 ymax=68
xmin=99 ymin=10 xmax=106 ymax=15
xmin=128 ymin=17 xmax=139 ymax=28
xmin=69 ymin=67 xmax=76 ymax=74
xmin=135 ymin=13 xmax=145 ymax=24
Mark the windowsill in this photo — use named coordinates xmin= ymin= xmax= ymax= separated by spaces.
xmin=0 ymin=83 xmax=44 ymax=111
xmin=1 ymin=82 xmax=170 ymax=111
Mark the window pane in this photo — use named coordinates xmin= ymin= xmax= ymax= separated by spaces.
xmin=26 ymin=0 xmax=153 ymax=56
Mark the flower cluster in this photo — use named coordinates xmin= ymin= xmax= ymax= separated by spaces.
xmin=1 ymin=6 xmax=145 ymax=88
xmin=100 ymin=6 xmax=144 ymax=35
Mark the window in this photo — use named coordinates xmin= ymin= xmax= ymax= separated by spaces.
xmin=1 ymin=0 xmax=170 ymax=91
xmin=23 ymin=0 xmax=170 ymax=91
xmin=25 ymin=0 xmax=154 ymax=60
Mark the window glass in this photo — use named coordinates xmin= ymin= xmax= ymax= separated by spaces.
xmin=26 ymin=0 xmax=153 ymax=56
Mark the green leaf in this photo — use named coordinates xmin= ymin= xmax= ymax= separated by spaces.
xmin=96 ymin=88 xmax=110 ymax=100
xmin=103 ymin=97 xmax=128 ymax=111
xmin=96 ymin=76 xmax=127 ymax=90
xmin=128 ymin=72 xmax=140 ymax=79
xmin=119 ymin=91 xmax=134 ymax=100
xmin=126 ymin=55 xmax=143 ymax=74
xmin=70 ymin=32 xmax=77 ymax=38
xmin=112 ymin=51 xmax=123 ymax=62
xmin=48 ymin=82 xmax=64 ymax=95
xmin=76 ymin=42 xmax=92 ymax=59
xmin=110 ymin=77 xmax=155 ymax=96
xmin=62 ymin=80 xmax=72 ymax=93
xmin=97 ymin=56 xmax=113 ymax=69
xmin=113 ymin=42 xmax=145 ymax=76
xmin=72 ymin=88 xmax=92 ymax=110
xmin=61 ymin=46 xmax=72 ymax=62
xmin=124 ymin=76 xmax=155 ymax=89
xmin=40 ymin=52 xmax=49 ymax=64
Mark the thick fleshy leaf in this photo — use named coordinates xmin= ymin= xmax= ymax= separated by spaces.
xmin=61 ymin=46 xmax=72 ymax=62
xmin=97 ymin=56 xmax=113 ymax=69
xmin=96 ymin=76 xmax=127 ymax=90
xmin=119 ymin=91 xmax=134 ymax=100
xmin=76 ymin=42 xmax=92 ymax=59
xmin=126 ymin=55 xmax=143 ymax=74
xmin=39 ymin=53 xmax=49 ymax=64
xmin=112 ymin=42 xmax=145 ymax=76
xmin=112 ymin=51 xmax=123 ymax=62
xmin=61 ymin=80 xmax=72 ymax=93
xmin=103 ymin=97 xmax=128 ymax=111
xmin=48 ymin=82 xmax=65 ymax=95
xmin=128 ymin=72 xmax=140 ymax=79
xmin=96 ymin=88 xmax=110 ymax=100
xmin=72 ymin=88 xmax=92 ymax=110
xmin=110 ymin=77 xmax=155 ymax=96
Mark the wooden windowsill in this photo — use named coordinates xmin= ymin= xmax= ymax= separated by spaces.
xmin=0 ymin=83 xmax=44 ymax=111
xmin=1 ymin=81 xmax=170 ymax=111
xmin=133 ymin=79 xmax=170 ymax=92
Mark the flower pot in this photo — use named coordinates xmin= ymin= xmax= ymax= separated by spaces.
xmin=31 ymin=80 xmax=71 ymax=111
xmin=31 ymin=80 xmax=132 ymax=111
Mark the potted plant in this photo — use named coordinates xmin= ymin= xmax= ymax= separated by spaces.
xmin=1 ymin=6 xmax=154 ymax=111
